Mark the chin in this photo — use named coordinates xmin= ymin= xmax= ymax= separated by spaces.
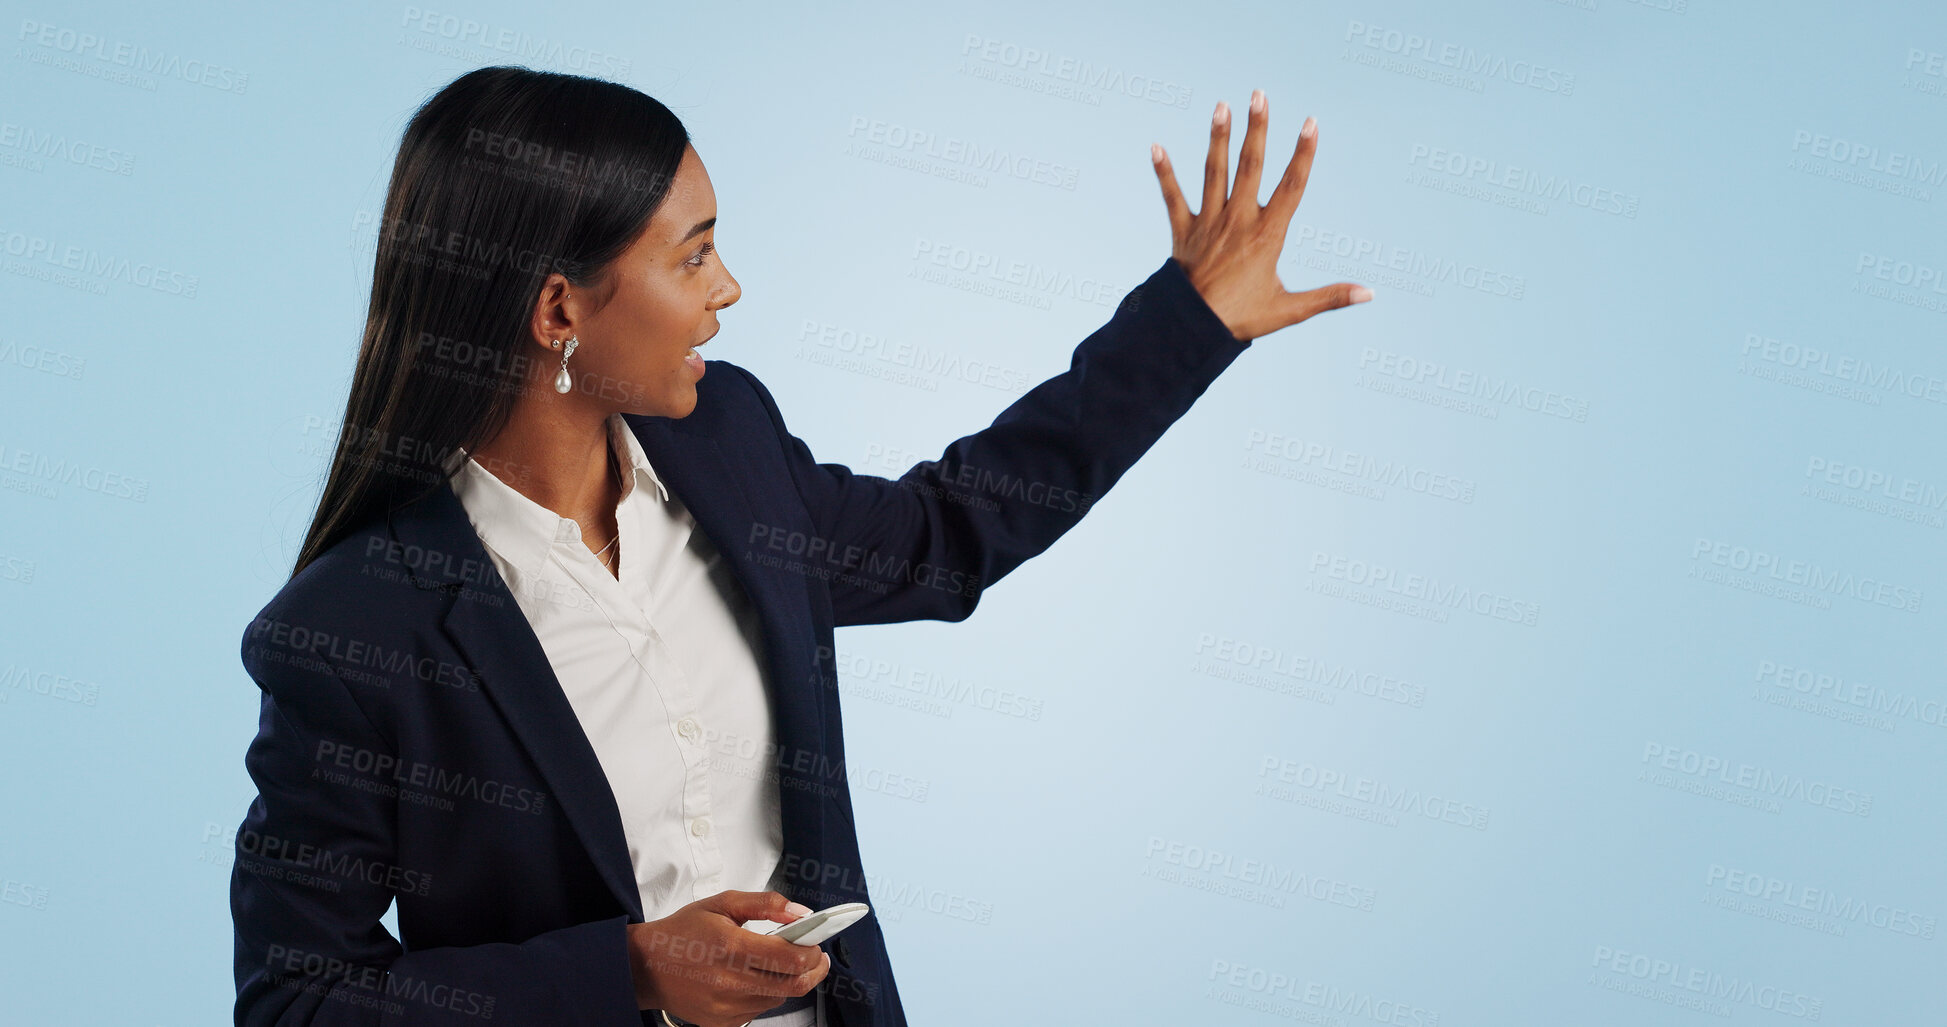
xmin=636 ymin=385 xmax=700 ymax=420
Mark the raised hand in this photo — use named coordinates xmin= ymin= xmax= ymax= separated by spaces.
xmin=1151 ymin=89 xmax=1372 ymax=342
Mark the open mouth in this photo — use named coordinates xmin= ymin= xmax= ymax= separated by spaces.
xmin=685 ymin=328 xmax=717 ymax=367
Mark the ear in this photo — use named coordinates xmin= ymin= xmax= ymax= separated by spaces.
xmin=529 ymin=272 xmax=577 ymax=352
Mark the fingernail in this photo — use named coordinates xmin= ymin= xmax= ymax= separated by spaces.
xmin=1213 ymin=101 xmax=1229 ymax=126
xmin=1151 ymin=143 xmax=1163 ymax=165
xmin=1350 ymin=285 xmax=1373 ymax=304
xmin=1250 ymin=89 xmax=1265 ymax=113
xmin=1301 ymin=116 xmax=1316 ymax=139
xmin=785 ymin=901 xmax=813 ymax=918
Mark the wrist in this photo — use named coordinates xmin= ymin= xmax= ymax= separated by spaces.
xmin=626 ymin=921 xmax=667 ymax=1011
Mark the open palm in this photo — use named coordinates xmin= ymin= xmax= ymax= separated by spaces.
xmin=1151 ymin=89 xmax=1372 ymax=342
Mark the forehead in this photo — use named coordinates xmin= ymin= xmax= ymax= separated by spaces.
xmin=645 ymin=145 xmax=714 ymax=245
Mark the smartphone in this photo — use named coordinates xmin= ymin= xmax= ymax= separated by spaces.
xmin=766 ymin=902 xmax=870 ymax=946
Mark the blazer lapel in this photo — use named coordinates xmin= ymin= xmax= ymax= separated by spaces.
xmin=391 ymin=484 xmax=646 ymax=920
xmin=385 ymin=413 xmax=829 ymax=925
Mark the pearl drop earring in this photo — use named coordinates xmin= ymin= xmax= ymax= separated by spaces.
xmin=553 ymin=336 xmax=579 ymax=394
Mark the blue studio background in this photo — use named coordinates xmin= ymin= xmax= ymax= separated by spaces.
xmin=2 ymin=0 xmax=1943 ymax=1023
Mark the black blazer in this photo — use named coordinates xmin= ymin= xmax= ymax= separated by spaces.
xmin=230 ymin=256 xmax=1249 ymax=1026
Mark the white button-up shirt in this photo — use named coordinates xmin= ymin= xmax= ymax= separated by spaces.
xmin=445 ymin=413 xmax=788 ymax=924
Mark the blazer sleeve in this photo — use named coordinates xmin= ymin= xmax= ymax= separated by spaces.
xmin=740 ymin=255 xmax=1250 ymax=627
xmin=230 ymin=637 xmax=640 ymax=1026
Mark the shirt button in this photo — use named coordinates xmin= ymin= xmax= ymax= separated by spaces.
xmin=678 ymin=718 xmax=701 ymax=743
xmin=690 ymin=817 xmax=710 ymax=838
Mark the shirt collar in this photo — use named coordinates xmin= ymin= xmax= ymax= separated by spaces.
xmin=608 ymin=412 xmax=670 ymax=506
xmin=444 ymin=413 xmax=669 ymax=580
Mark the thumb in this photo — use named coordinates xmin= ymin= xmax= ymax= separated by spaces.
xmin=696 ymin=890 xmax=813 ymax=925
xmin=1283 ymin=281 xmax=1373 ymax=326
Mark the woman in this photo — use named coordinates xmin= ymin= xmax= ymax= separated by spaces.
xmin=230 ymin=65 xmax=1368 ymax=1027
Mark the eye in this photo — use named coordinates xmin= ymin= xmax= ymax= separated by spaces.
xmin=686 ymin=241 xmax=715 ymax=268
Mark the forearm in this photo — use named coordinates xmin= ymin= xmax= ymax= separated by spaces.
xmin=758 ymin=255 xmax=1248 ymax=625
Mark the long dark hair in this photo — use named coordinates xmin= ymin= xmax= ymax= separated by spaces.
xmin=291 ymin=66 xmax=690 ymax=579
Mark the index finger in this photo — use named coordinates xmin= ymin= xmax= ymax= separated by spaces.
xmin=1263 ymin=115 xmax=1319 ymax=235
xmin=1151 ymin=144 xmax=1193 ymax=244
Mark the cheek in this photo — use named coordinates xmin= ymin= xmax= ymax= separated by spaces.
xmin=628 ymin=290 xmax=683 ymax=332
xmin=606 ymin=290 xmax=689 ymax=351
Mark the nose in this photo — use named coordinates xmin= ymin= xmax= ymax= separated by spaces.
xmin=711 ymin=262 xmax=741 ymax=310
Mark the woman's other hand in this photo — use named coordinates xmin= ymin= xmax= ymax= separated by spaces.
xmin=627 ymin=890 xmax=831 ymax=1026
xmin=1151 ymin=89 xmax=1372 ymax=342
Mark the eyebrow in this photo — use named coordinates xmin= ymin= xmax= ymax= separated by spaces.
xmin=680 ymin=216 xmax=716 ymax=243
